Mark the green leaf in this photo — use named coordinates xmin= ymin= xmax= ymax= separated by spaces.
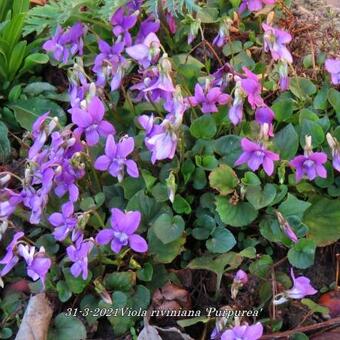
xmin=196 ymin=7 xmax=219 ymax=23
xmin=48 ymin=313 xmax=86 ymax=340
xmin=303 ymin=197 xmax=340 ymax=246
xmin=141 ymin=169 xmax=157 ymax=190
xmin=10 ymin=98 xmax=66 ymax=130
xmin=23 ymin=82 xmax=57 ymax=96
xmin=216 ymin=196 xmax=258 ymax=227
xmin=36 ymin=234 xmax=59 ymax=255
xmin=313 ymin=85 xmax=329 ymax=110
xmin=290 ymin=77 xmax=317 ymax=99
xmin=300 ymin=119 xmax=325 ymax=147
xmin=272 ymin=98 xmax=294 ymax=122
xmin=19 ymin=53 xmax=49 ymax=74
xmin=206 ymin=227 xmax=236 ymax=253
xmin=241 ymin=172 xmax=261 ymax=186
xmin=328 ymin=88 xmax=340 ymax=113
xmin=56 ymin=281 xmax=72 ymax=303
xmin=147 ymin=224 xmax=185 ymax=263
xmin=137 ymin=263 xmax=153 ymax=282
xmin=190 ymin=115 xmax=217 ymax=139
xmin=195 ymin=154 xmax=218 ymax=170
xmin=301 ymin=298 xmax=329 ymax=314
xmin=214 ymin=135 xmax=242 ymax=166
xmin=103 ymin=272 xmax=136 ymax=292
xmin=279 ymin=194 xmax=311 ymax=219
xmin=192 ymin=215 xmax=216 ymax=240
xmin=239 ymin=247 xmax=256 ymax=258
xmin=274 ymin=124 xmax=299 ymax=159
xmin=63 ymin=268 xmax=92 ymax=294
xmin=24 ymin=0 xmax=91 ymax=36
xmin=260 ymin=218 xmax=283 ymax=243
xmin=231 ymin=51 xmax=255 ymax=72
xmin=249 ymin=255 xmax=273 ymax=278
xmin=8 ymin=41 xmax=26 ymax=80
xmin=209 ymin=164 xmax=239 ymax=195
xmin=187 ymin=252 xmax=243 ymax=276
xmin=0 ymin=328 xmax=12 ymax=339
xmin=106 ymin=285 xmax=150 ymax=335
xmin=126 ymin=190 xmax=169 ymax=232
xmin=181 ymin=159 xmax=195 ymax=184
xmin=79 ymin=197 xmax=95 ymax=211
xmin=120 ymin=176 xmax=145 ymax=200
xmin=153 ymin=213 xmax=185 ymax=244
xmin=223 ymin=40 xmax=242 ymax=57
xmin=193 ymin=167 xmax=207 ymax=190
xmin=80 ymin=295 xmax=100 ymax=325
xmin=173 ymin=195 xmax=191 ymax=214
xmin=0 ymin=121 xmax=11 ymax=162
xmin=246 ymin=184 xmax=276 ymax=210
xmin=288 ymin=239 xmax=316 ymax=269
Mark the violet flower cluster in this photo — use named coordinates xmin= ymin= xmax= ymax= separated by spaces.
xmin=0 ymin=232 xmax=51 ymax=287
xmin=43 ymin=23 xmax=86 ymax=63
xmin=262 ymin=22 xmax=292 ymax=91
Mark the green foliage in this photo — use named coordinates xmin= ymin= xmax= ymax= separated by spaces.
xmin=48 ymin=313 xmax=87 ymax=340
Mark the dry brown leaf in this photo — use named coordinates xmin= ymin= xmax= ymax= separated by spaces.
xmin=15 ymin=293 xmax=53 ymax=340
xmin=152 ymin=282 xmax=191 ymax=311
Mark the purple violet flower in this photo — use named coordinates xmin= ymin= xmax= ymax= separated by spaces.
xmin=135 ymin=17 xmax=160 ymax=43
xmin=188 ymin=21 xmax=200 ymax=45
xmin=234 ymin=269 xmax=248 ymax=284
xmin=143 ymin=55 xmax=175 ymax=94
xmin=43 ymin=23 xmax=85 ymax=63
xmin=0 ymin=232 xmax=24 ymax=277
xmin=138 ymin=114 xmax=179 ymax=164
xmin=325 ymin=58 xmax=340 ymax=85
xmin=29 ymin=113 xmax=58 ymax=160
xmin=239 ymin=0 xmax=276 ymax=13
xmin=93 ymin=39 xmax=126 ymax=91
xmin=126 ymin=32 xmax=161 ymax=68
xmin=111 ymin=8 xmax=138 ymax=46
xmin=229 ymin=87 xmax=244 ymax=125
xmin=48 ymin=202 xmax=78 ymax=241
xmin=213 ymin=18 xmax=232 ymax=47
xmin=290 ymin=153 xmax=327 ymax=182
xmin=96 ymin=208 xmax=148 ymax=253
xmin=67 ymin=235 xmax=94 ymax=280
xmin=18 ymin=245 xmax=51 ymax=288
xmin=278 ymin=61 xmax=289 ymax=91
xmin=285 ymin=268 xmax=317 ymax=299
xmin=262 ymin=23 xmax=293 ymax=63
xmin=94 ymin=135 xmax=139 ymax=182
xmin=241 ymin=67 xmax=264 ymax=109
xmin=0 ymin=189 xmax=23 ymax=221
xmin=235 ymin=138 xmax=280 ymax=175
xmin=188 ymin=83 xmax=230 ymax=114
xmin=221 ymin=322 xmax=263 ymax=340
xmin=70 ymin=96 xmax=115 ymax=146
xmin=255 ymin=106 xmax=275 ymax=137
